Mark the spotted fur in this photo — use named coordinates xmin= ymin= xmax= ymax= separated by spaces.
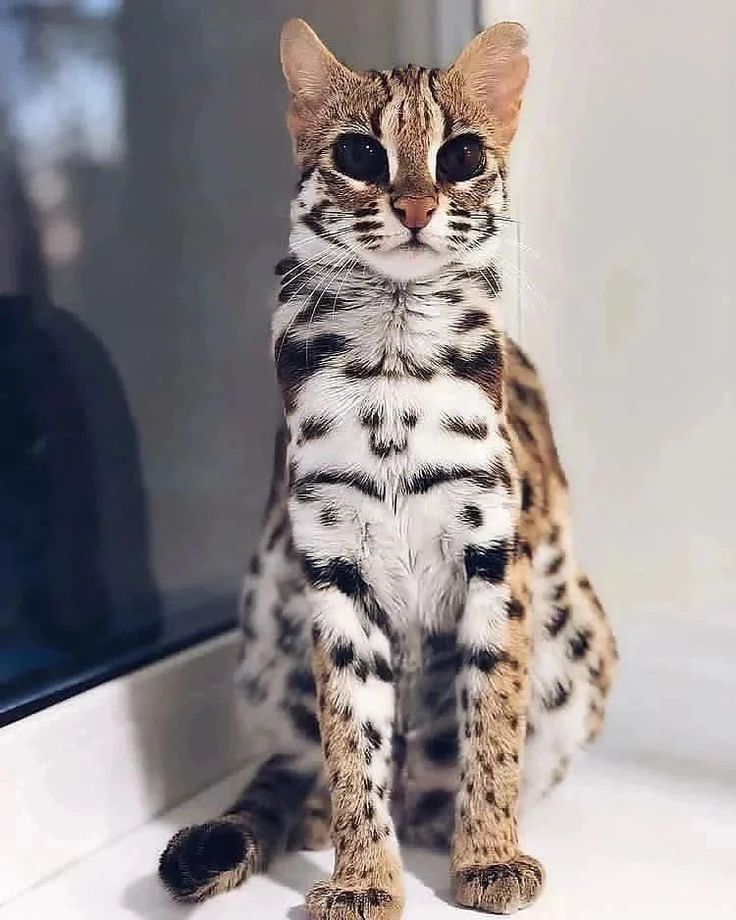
xmin=159 ymin=19 xmax=616 ymax=919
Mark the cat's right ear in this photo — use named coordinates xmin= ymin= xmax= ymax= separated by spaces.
xmin=280 ymin=19 xmax=349 ymax=145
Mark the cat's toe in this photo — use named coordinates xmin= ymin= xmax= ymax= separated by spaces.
xmin=306 ymin=881 xmax=404 ymax=920
xmin=451 ymin=854 xmax=544 ymax=914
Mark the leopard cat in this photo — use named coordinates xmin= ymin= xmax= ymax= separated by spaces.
xmin=159 ymin=19 xmax=617 ymax=918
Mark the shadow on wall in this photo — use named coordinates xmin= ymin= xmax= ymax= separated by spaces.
xmin=0 ymin=157 xmax=161 ymax=676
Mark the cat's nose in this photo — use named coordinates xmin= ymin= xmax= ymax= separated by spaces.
xmin=391 ymin=195 xmax=438 ymax=230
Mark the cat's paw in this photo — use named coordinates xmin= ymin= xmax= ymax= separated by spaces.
xmin=451 ymin=854 xmax=544 ymax=914
xmin=158 ymin=819 xmax=256 ymax=902
xmin=306 ymin=881 xmax=404 ymax=920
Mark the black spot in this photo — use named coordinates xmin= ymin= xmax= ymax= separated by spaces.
xmin=459 ymin=644 xmax=505 ymax=673
xmin=302 ymin=556 xmax=364 ymax=596
xmin=444 ymin=337 xmax=503 ymax=402
xmin=427 ymin=631 xmax=456 ymax=657
xmin=492 ymin=458 xmax=513 ymax=492
xmin=372 ymin=653 xmax=394 ymax=682
xmin=288 ymin=703 xmax=321 ymax=741
xmin=363 ymin=594 xmax=393 ymax=637
xmin=354 ymin=658 xmax=369 ymax=682
xmin=331 ymin=639 xmax=355 ymax=668
xmin=412 ymin=789 xmax=453 ymax=822
xmin=443 ymin=416 xmax=488 ymax=439
xmin=460 ymin=687 xmax=469 ymax=711
xmin=301 ymin=556 xmax=392 ymax=638
xmin=569 ymin=629 xmax=592 ymax=660
xmin=543 ymin=679 xmax=573 ymax=710
xmin=424 ymin=729 xmax=459 ymax=764
xmin=547 ymin=553 xmax=565 ymax=576
xmin=369 ymin=433 xmax=406 ymax=458
xmin=521 ymin=477 xmax=534 ymax=512
xmin=359 ymin=406 xmax=384 ymax=429
xmin=274 ymin=605 xmax=301 ymax=654
xmin=459 ymin=504 xmax=484 ymax=528
xmin=243 ymin=676 xmax=267 ymax=702
xmin=401 ymin=408 xmax=419 ymax=428
xmin=364 ymin=721 xmax=382 ymax=750
xmin=300 ymin=416 xmax=332 ymax=441
xmin=551 ymin=583 xmax=566 ymax=602
xmin=512 ymin=416 xmax=535 ymax=444
xmin=319 ymin=505 xmax=340 ymax=527
xmin=441 ymin=288 xmax=464 ymax=303
xmin=546 ymin=605 xmax=570 ymax=637
xmin=455 ymin=310 xmax=489 ymax=333
xmin=512 ymin=381 xmax=544 ymax=411
xmin=507 ymin=598 xmax=525 ymax=620
xmin=464 ymin=541 xmax=509 ymax=582
xmin=353 ymin=220 xmax=383 ymax=233
xmin=275 ymin=333 xmax=347 ymax=412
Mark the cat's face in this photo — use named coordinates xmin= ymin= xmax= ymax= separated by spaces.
xmin=281 ymin=20 xmax=529 ymax=282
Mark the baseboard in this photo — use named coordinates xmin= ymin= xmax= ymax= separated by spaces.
xmin=0 ymin=630 xmax=249 ymax=905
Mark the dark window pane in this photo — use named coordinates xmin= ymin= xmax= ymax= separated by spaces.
xmin=0 ymin=1 xmax=289 ymax=724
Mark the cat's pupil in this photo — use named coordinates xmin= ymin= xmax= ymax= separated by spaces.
xmin=333 ymin=133 xmax=388 ymax=184
xmin=436 ymin=134 xmax=485 ymax=183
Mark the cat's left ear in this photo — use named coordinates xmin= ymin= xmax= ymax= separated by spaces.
xmin=452 ymin=21 xmax=529 ymax=148
xmin=280 ymin=19 xmax=351 ymax=145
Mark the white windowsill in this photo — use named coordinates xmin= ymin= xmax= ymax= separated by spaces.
xmin=1 ymin=752 xmax=733 ymax=919
xmin=2 ymin=609 xmax=734 ymax=916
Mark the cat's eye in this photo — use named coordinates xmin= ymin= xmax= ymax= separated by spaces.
xmin=436 ymin=134 xmax=486 ymax=183
xmin=333 ymin=133 xmax=389 ymax=184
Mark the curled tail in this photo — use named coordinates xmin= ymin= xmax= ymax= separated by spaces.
xmin=158 ymin=755 xmax=316 ymax=902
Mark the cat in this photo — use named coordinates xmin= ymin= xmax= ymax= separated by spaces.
xmin=158 ymin=19 xmax=617 ymax=918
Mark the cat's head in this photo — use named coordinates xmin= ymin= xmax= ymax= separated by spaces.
xmin=280 ymin=19 xmax=529 ymax=282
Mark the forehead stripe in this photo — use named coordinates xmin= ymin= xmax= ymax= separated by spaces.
xmin=428 ymin=68 xmax=452 ymax=139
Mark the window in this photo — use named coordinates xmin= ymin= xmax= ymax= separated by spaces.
xmin=0 ymin=0 xmax=285 ymax=724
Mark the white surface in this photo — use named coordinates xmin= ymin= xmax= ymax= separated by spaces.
xmin=484 ymin=0 xmax=736 ymax=620
xmin=2 ymin=753 xmax=734 ymax=920
xmin=0 ymin=632 xmax=248 ymax=905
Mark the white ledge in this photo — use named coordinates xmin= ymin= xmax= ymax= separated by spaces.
xmin=1 ymin=753 xmax=734 ymax=919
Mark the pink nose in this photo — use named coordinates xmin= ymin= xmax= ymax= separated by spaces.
xmin=392 ymin=195 xmax=438 ymax=230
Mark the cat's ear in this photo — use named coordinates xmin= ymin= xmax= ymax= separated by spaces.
xmin=452 ymin=21 xmax=529 ymax=148
xmin=280 ymin=19 xmax=350 ymax=142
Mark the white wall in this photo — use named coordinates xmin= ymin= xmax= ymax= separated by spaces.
xmin=484 ymin=1 xmax=736 ymax=619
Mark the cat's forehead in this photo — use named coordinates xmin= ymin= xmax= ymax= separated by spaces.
xmin=314 ymin=64 xmax=490 ymax=148
xmin=361 ymin=65 xmax=483 ymax=139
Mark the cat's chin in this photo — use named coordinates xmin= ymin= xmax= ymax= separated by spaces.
xmin=359 ymin=246 xmax=454 ymax=283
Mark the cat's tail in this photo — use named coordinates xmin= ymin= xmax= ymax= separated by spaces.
xmin=158 ymin=754 xmax=317 ymax=902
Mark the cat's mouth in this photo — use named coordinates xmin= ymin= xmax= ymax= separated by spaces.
xmin=397 ymin=237 xmax=435 ymax=253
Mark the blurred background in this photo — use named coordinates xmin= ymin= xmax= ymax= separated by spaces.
xmin=0 ymin=0 xmax=734 ymax=784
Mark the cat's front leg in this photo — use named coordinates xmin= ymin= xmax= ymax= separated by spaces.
xmin=451 ymin=533 xmax=544 ymax=914
xmin=294 ymin=516 xmax=404 ymax=920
